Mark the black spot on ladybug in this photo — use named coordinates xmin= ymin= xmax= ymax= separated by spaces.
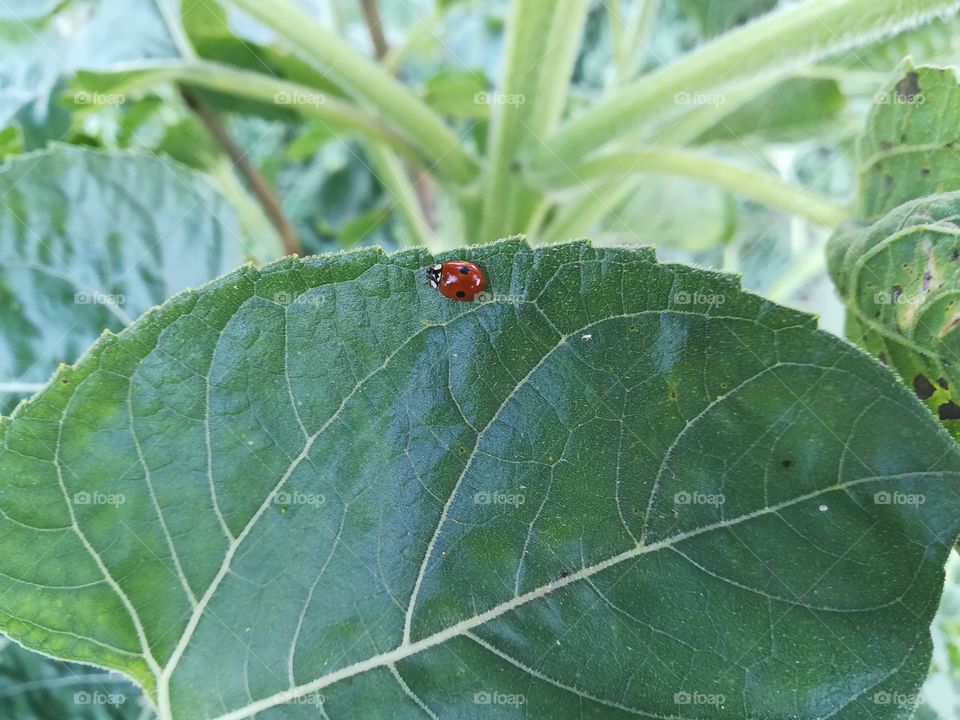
xmin=459 ymin=266 xmax=470 ymax=274
xmin=921 ymin=168 xmax=931 ymax=176
xmin=939 ymin=377 xmax=950 ymax=390
xmin=939 ymin=401 xmax=960 ymax=420
xmin=781 ymin=459 xmax=792 ymax=469
xmin=895 ymin=72 xmax=921 ymax=102
xmin=913 ymin=374 xmax=936 ymax=400
xmin=456 ymin=290 xmax=465 ymax=298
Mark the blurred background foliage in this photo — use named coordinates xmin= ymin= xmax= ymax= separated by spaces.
xmin=2 ymin=0 xmax=960 ymax=716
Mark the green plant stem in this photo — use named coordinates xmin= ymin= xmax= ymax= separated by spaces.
xmin=226 ymin=0 xmax=478 ymax=184
xmin=365 ymin=144 xmax=434 ymax=247
xmin=549 ymin=149 xmax=850 ymax=228
xmin=478 ymin=0 xmax=589 ymax=243
xmin=90 ymin=61 xmax=420 ymax=160
xmin=357 ymin=0 xmax=437 ymax=245
xmin=531 ymin=73 xmax=783 ymax=244
xmin=616 ymin=0 xmax=661 ymax=85
xmin=532 ymin=0 xmax=960 ymax=175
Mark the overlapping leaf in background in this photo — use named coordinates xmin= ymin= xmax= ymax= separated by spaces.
xmin=828 ymin=62 xmax=960 ymax=436
xmin=0 ymin=146 xmax=242 ymax=416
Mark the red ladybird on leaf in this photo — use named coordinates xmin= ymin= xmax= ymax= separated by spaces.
xmin=427 ymin=261 xmax=488 ymax=301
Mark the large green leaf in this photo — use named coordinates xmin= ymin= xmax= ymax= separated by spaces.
xmin=0 ymin=637 xmax=150 ymax=719
xmin=1 ymin=238 xmax=959 ymax=718
xmin=0 ymin=145 xmax=243 ymax=416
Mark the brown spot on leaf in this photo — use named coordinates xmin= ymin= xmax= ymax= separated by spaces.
xmin=913 ymin=374 xmax=936 ymax=400
xmin=895 ymin=71 xmax=921 ymax=102
xmin=939 ymin=401 xmax=960 ymax=420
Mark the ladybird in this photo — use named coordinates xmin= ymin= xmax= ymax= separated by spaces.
xmin=427 ymin=261 xmax=488 ymax=301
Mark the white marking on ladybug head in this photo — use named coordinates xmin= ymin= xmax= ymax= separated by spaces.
xmin=427 ymin=264 xmax=442 ymax=289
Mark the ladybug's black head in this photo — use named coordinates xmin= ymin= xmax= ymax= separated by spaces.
xmin=427 ymin=263 xmax=442 ymax=289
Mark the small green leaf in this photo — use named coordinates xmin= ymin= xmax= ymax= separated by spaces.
xmin=859 ymin=62 xmax=960 ymax=219
xmin=1 ymin=238 xmax=959 ymax=719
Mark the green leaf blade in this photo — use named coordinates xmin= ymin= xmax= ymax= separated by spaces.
xmin=1 ymin=240 xmax=958 ymax=719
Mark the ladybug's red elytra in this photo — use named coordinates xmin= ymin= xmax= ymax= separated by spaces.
xmin=427 ymin=261 xmax=488 ymax=301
